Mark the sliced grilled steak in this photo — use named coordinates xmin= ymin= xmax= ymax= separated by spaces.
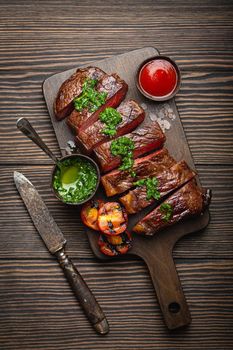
xmin=67 ymin=73 xmax=128 ymax=133
xmin=54 ymin=66 xmax=105 ymax=120
xmin=101 ymin=148 xmax=176 ymax=197
xmin=76 ymin=100 xmax=145 ymax=153
xmin=133 ymin=180 xmax=211 ymax=236
xmin=94 ymin=120 xmax=165 ymax=172
xmin=120 ymin=161 xmax=196 ymax=213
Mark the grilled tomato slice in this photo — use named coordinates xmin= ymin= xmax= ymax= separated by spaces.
xmin=97 ymin=202 xmax=128 ymax=235
xmin=98 ymin=231 xmax=132 ymax=256
xmin=81 ymin=199 xmax=104 ymax=231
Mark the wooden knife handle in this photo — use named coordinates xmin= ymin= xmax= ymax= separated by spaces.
xmin=55 ymin=247 xmax=109 ymax=335
xmin=141 ymin=246 xmax=191 ymax=330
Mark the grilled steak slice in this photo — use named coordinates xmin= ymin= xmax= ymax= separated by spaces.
xmin=94 ymin=120 xmax=165 ymax=172
xmin=67 ymin=73 xmax=128 ymax=133
xmin=101 ymin=148 xmax=176 ymax=197
xmin=133 ymin=180 xmax=211 ymax=236
xmin=54 ymin=66 xmax=105 ymax=120
xmin=120 ymin=161 xmax=196 ymax=214
xmin=76 ymin=100 xmax=145 ymax=153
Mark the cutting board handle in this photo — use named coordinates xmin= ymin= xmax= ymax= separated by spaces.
xmin=139 ymin=244 xmax=191 ymax=330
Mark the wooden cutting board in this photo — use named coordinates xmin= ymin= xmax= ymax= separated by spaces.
xmin=43 ymin=47 xmax=210 ymax=330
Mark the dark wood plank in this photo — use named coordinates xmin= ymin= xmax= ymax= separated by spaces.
xmin=0 ymin=3 xmax=233 ymax=165
xmin=1 ymin=0 xmax=232 ymax=60
xmin=0 ymin=164 xmax=232 ymax=259
xmin=0 ymin=259 xmax=233 ymax=349
xmin=1 ymin=69 xmax=232 ymax=165
xmin=42 ymin=47 xmax=210 ymax=330
xmin=0 ymin=0 xmax=233 ymax=348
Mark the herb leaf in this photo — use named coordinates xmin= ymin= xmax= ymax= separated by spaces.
xmin=53 ymin=157 xmax=98 ymax=204
xmin=99 ymin=107 xmax=122 ymax=137
xmin=133 ymin=177 xmax=161 ymax=200
xmin=73 ymin=78 xmax=107 ymax=113
xmin=159 ymin=203 xmax=173 ymax=222
xmin=110 ymin=137 xmax=135 ymax=175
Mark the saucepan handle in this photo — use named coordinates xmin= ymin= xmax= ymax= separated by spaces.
xmin=55 ymin=247 xmax=109 ymax=335
xmin=16 ymin=117 xmax=59 ymax=164
xmin=141 ymin=246 xmax=191 ymax=330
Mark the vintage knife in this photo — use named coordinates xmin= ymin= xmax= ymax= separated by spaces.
xmin=14 ymin=171 xmax=109 ymax=335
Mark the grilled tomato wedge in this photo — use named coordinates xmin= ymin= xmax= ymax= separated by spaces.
xmin=81 ymin=199 xmax=104 ymax=231
xmin=98 ymin=231 xmax=132 ymax=256
xmin=97 ymin=202 xmax=128 ymax=235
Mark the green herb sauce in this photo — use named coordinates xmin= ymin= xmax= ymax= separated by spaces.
xmin=53 ymin=157 xmax=98 ymax=203
xmin=133 ymin=177 xmax=161 ymax=200
xmin=99 ymin=107 xmax=122 ymax=137
xmin=159 ymin=203 xmax=173 ymax=222
xmin=73 ymin=78 xmax=107 ymax=113
xmin=110 ymin=136 xmax=135 ymax=176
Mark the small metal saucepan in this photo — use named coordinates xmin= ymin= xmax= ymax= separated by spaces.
xmin=16 ymin=118 xmax=100 ymax=205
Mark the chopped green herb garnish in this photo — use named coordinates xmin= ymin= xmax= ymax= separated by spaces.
xmin=73 ymin=78 xmax=107 ymax=113
xmin=134 ymin=177 xmax=161 ymax=200
xmin=83 ymin=78 xmax=97 ymax=90
xmin=110 ymin=136 xmax=135 ymax=176
xmin=99 ymin=107 xmax=122 ymax=137
xmin=53 ymin=157 xmax=98 ymax=203
xmin=159 ymin=203 xmax=173 ymax=222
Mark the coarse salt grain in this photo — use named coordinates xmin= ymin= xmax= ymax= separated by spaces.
xmin=141 ymin=103 xmax=148 ymax=110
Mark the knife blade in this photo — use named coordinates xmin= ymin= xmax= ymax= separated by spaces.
xmin=14 ymin=171 xmax=109 ymax=335
xmin=14 ymin=171 xmax=66 ymax=253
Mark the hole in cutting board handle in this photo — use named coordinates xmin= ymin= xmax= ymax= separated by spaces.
xmin=168 ymin=302 xmax=181 ymax=314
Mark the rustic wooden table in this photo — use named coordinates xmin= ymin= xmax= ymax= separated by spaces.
xmin=0 ymin=1 xmax=233 ymax=349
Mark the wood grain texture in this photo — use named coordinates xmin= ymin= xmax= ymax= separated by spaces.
xmin=0 ymin=164 xmax=232 ymax=259
xmin=0 ymin=259 xmax=233 ymax=350
xmin=0 ymin=0 xmax=233 ymax=349
xmin=42 ymin=49 xmax=208 ymax=331
xmin=1 ymin=68 xmax=232 ymax=164
xmin=0 ymin=2 xmax=233 ymax=165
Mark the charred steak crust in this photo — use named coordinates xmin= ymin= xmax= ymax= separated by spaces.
xmin=53 ymin=66 xmax=211 ymax=239
xmin=76 ymin=100 xmax=145 ymax=153
xmin=66 ymin=73 xmax=128 ymax=133
xmin=54 ymin=66 xmax=106 ymax=120
xmin=101 ymin=148 xmax=176 ymax=197
xmin=133 ymin=180 xmax=211 ymax=236
xmin=94 ymin=120 xmax=165 ymax=172
xmin=120 ymin=161 xmax=196 ymax=214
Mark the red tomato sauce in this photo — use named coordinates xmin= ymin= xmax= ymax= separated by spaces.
xmin=139 ymin=59 xmax=178 ymax=97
